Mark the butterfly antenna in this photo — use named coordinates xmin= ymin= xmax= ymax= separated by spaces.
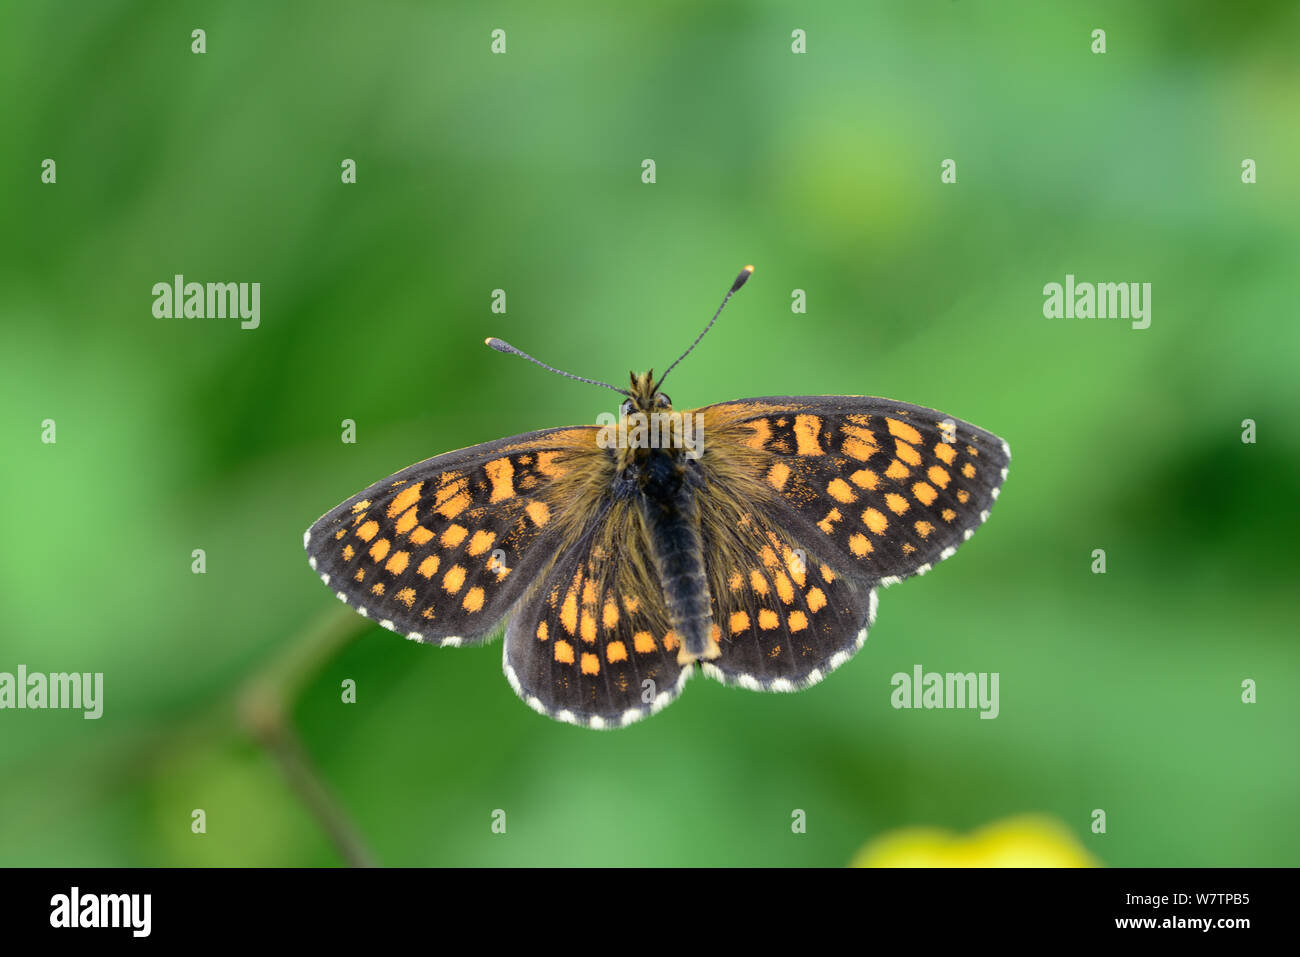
xmin=654 ymin=264 xmax=753 ymax=393
xmin=484 ymin=337 xmax=632 ymax=397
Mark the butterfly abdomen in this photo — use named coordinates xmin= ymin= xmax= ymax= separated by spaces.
xmin=636 ymin=450 xmax=717 ymax=663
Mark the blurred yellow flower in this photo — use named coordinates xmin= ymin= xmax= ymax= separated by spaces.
xmin=852 ymin=815 xmax=1098 ymax=868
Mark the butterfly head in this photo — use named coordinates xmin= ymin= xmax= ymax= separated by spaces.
xmin=620 ymin=371 xmax=672 ymax=417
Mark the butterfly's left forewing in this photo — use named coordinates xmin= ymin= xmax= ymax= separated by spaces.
xmin=697 ymin=396 xmax=1010 ymax=586
xmin=304 ymin=426 xmax=609 ymax=644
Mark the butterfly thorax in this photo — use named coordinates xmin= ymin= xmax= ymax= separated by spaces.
xmin=616 ymin=371 xmax=719 ymax=665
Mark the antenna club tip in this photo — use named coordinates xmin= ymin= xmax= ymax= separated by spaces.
xmin=731 ymin=264 xmax=755 ymax=292
xmin=744 ymin=264 xmax=754 ymax=273
xmin=485 ymin=337 xmax=509 ymax=352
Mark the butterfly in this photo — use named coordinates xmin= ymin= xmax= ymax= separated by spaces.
xmin=304 ymin=266 xmax=1010 ymax=728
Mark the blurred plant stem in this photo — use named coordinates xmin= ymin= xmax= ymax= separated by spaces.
xmin=237 ymin=607 xmax=375 ymax=867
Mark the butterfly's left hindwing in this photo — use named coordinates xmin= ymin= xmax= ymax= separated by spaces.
xmin=303 ymin=426 xmax=608 ymax=645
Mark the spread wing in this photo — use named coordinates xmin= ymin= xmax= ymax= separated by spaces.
xmin=690 ymin=396 xmax=1009 ymax=688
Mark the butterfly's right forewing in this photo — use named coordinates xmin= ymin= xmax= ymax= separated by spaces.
xmin=304 ymin=425 xmax=609 ymax=645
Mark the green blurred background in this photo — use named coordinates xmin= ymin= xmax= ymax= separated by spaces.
xmin=2 ymin=0 xmax=1297 ymax=866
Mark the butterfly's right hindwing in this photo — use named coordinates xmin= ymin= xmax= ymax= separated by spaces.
xmin=503 ymin=497 xmax=692 ymax=728
xmin=304 ymin=426 xmax=608 ymax=645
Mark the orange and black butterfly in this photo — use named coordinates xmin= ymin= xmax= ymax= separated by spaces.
xmin=304 ymin=266 xmax=1010 ymax=728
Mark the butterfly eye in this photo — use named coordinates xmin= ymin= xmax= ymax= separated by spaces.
xmin=620 ymin=399 xmax=634 ymax=417
xmin=655 ymin=393 xmax=672 ymax=408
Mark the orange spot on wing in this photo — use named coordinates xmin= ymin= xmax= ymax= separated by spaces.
xmin=417 ymin=555 xmax=440 ymax=578
xmin=849 ymin=533 xmax=871 ymax=556
xmin=863 ymin=507 xmax=888 ymax=534
xmin=827 ymin=478 xmax=856 ymax=503
xmin=396 ymin=587 xmax=416 ymax=608
xmin=633 ymin=631 xmax=656 ymax=653
xmin=462 ymin=586 xmax=485 ymax=612
xmin=935 ymin=443 xmax=956 ymax=465
xmin=887 ymin=418 xmax=923 ymax=445
xmin=927 ymin=465 xmax=951 ymax=489
xmin=526 ymin=500 xmax=551 ymax=526
xmin=580 ymin=610 xmax=596 ymax=643
xmin=962 ymin=462 xmax=977 ymax=479
xmin=912 ymin=482 xmax=938 ymax=506
xmin=467 ymin=530 xmax=496 ymax=556
xmin=435 ymin=491 xmax=470 ymax=519
xmin=441 ymin=565 xmax=466 ymax=593
xmin=895 ymin=439 xmax=922 ymax=466
xmin=807 ymin=588 xmax=827 ymax=612
xmin=742 ymin=418 xmax=772 ymax=450
xmin=749 ymin=570 xmax=769 ymax=595
xmin=410 ymin=526 xmax=435 ymax=545
xmin=885 ymin=493 xmax=910 ymax=515
xmin=387 ymin=482 xmax=424 ymax=518
xmin=607 ymin=641 xmax=628 ymax=663
xmin=603 ymin=601 xmax=619 ymax=628
xmin=885 ymin=459 xmax=910 ymax=479
xmin=395 ymin=506 xmax=419 ymax=535
xmin=369 ymin=539 xmax=390 ymax=562
xmin=817 ymin=509 xmax=842 ymax=534
xmin=536 ymin=620 xmax=549 ymax=641
xmin=662 ymin=631 xmax=680 ymax=652
xmin=767 ymin=461 xmax=791 ymax=490
xmin=788 ymin=610 xmax=808 ymax=632
xmin=957 ymin=489 xmax=971 ymax=503
xmin=385 ymin=550 xmax=409 ymax=575
xmin=758 ymin=609 xmax=779 ymax=630
xmin=484 ymin=458 xmax=515 ymax=502
xmin=914 ymin=520 xmax=935 ymax=538
xmin=942 ymin=508 xmax=957 ymax=522
xmin=581 ymin=652 xmax=600 ymax=675
xmin=342 ymin=544 xmax=355 ymax=561
xmin=850 ymin=469 xmax=879 ymax=490
xmin=356 ymin=520 xmax=379 ymax=542
xmin=554 ymin=640 xmax=575 ymax=664
xmin=535 ymin=451 xmax=567 ymax=478
xmin=560 ymin=589 xmax=578 ymax=636
xmin=774 ymin=571 xmax=795 ymax=604
xmin=794 ymin=414 xmax=824 ymax=455
xmin=843 ymin=437 xmax=875 ymax=461
xmin=371 ymin=582 xmax=385 ymax=596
